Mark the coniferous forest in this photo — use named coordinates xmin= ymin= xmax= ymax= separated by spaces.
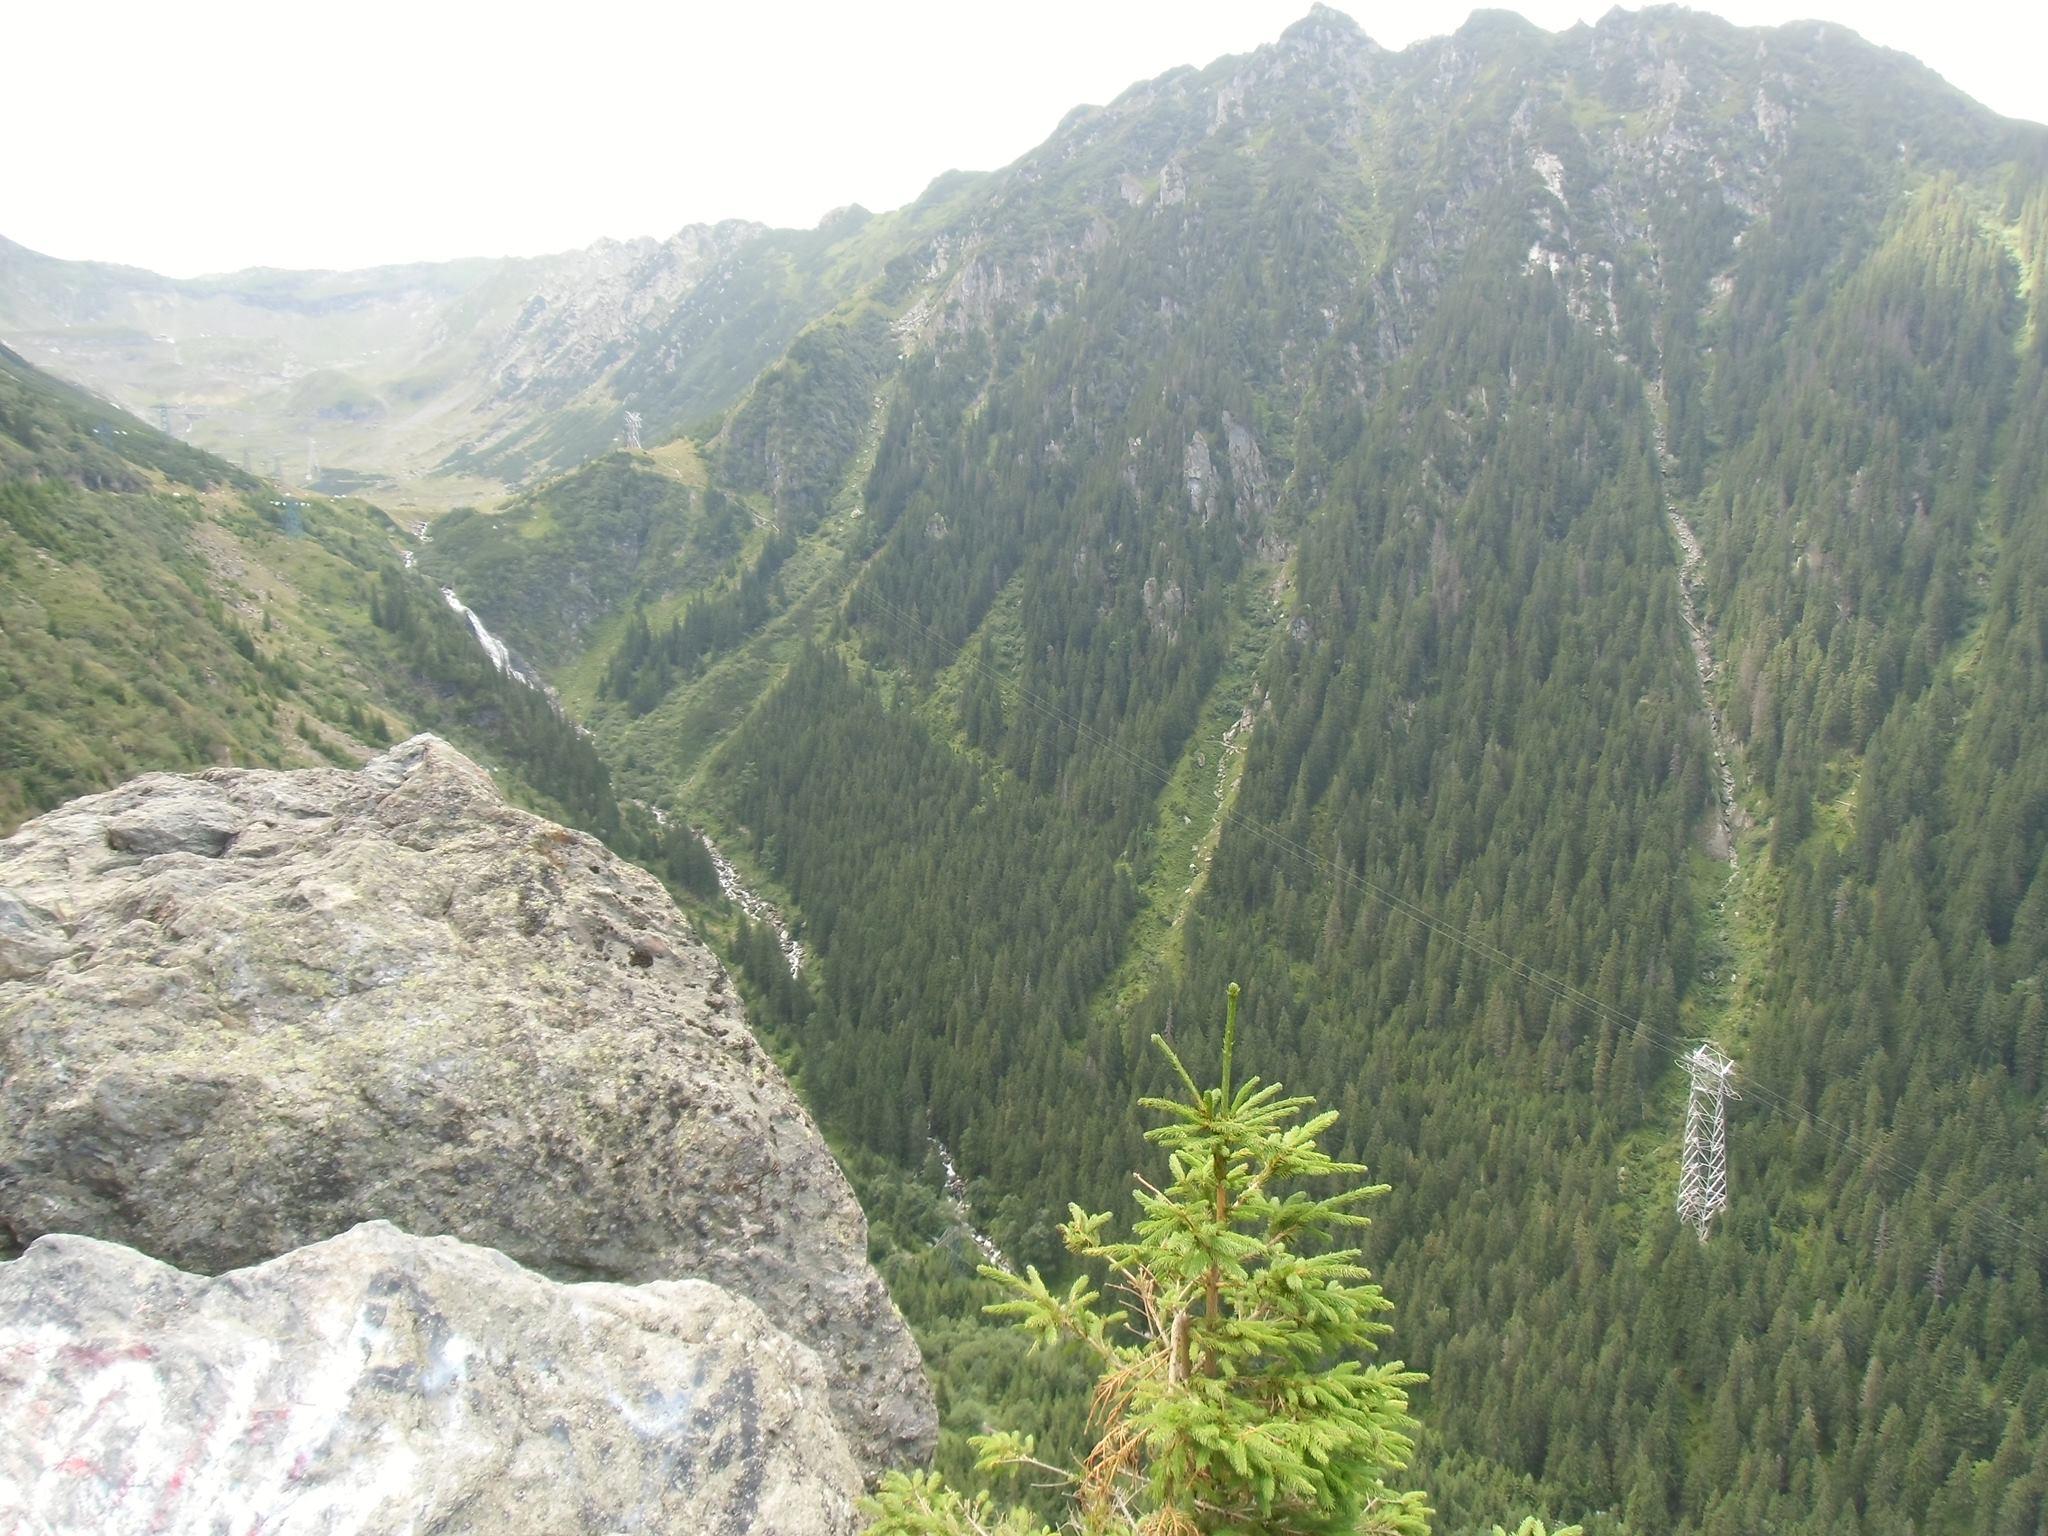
xmin=4 ymin=8 xmax=2047 ymax=1533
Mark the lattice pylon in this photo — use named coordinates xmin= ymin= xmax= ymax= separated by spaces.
xmin=1676 ymin=1042 xmax=1737 ymax=1241
xmin=624 ymin=411 xmax=643 ymax=452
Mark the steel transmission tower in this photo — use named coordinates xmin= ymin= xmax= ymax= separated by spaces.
xmin=1677 ymin=1042 xmax=1737 ymax=1241
xmin=623 ymin=410 xmax=643 ymax=451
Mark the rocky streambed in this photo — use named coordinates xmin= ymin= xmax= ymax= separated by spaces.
xmin=702 ymin=830 xmax=804 ymax=977
xmin=1646 ymin=383 xmax=1743 ymax=867
xmin=623 ymin=801 xmax=804 ymax=978
xmin=930 ymin=1138 xmax=1010 ymax=1275
xmin=1667 ymin=507 xmax=1743 ymax=867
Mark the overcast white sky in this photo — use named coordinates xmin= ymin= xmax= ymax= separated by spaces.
xmin=5 ymin=0 xmax=2042 ymax=277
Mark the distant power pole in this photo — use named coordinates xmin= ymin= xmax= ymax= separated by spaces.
xmin=1677 ymin=1042 xmax=1738 ymax=1242
xmin=306 ymin=436 xmax=319 ymax=485
xmin=624 ymin=410 xmax=643 ymax=452
xmin=155 ymin=403 xmax=173 ymax=433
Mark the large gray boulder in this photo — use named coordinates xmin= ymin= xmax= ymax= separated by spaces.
xmin=0 ymin=736 xmax=934 ymax=1471
xmin=0 ymin=1221 xmax=860 ymax=1535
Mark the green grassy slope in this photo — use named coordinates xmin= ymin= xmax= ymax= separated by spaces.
xmin=0 ymin=344 xmax=619 ymax=838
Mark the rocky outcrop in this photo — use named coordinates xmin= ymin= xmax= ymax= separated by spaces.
xmin=0 ymin=736 xmax=934 ymax=1472
xmin=0 ymin=1221 xmax=859 ymax=1535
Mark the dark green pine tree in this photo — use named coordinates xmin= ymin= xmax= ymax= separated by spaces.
xmin=863 ymin=985 xmax=1447 ymax=1536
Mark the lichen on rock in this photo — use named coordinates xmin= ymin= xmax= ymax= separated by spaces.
xmin=0 ymin=1221 xmax=862 ymax=1535
xmin=0 ymin=735 xmax=935 ymax=1473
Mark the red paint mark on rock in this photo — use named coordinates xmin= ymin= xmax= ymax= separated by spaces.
xmin=244 ymin=1405 xmax=291 ymax=1445
xmin=54 ymin=1341 xmax=154 ymax=1370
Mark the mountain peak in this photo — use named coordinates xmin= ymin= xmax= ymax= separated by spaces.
xmin=817 ymin=203 xmax=874 ymax=234
xmin=1454 ymin=6 xmax=1547 ymax=39
xmin=1281 ymin=4 xmax=1379 ymax=53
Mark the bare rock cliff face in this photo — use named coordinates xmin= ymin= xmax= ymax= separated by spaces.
xmin=0 ymin=735 xmax=935 ymax=1472
xmin=0 ymin=1221 xmax=859 ymax=1535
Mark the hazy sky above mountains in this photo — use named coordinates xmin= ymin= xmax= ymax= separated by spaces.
xmin=8 ymin=0 xmax=2041 ymax=277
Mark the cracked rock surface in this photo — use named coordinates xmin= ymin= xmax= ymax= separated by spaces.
xmin=0 ymin=1221 xmax=860 ymax=1535
xmin=0 ymin=735 xmax=935 ymax=1473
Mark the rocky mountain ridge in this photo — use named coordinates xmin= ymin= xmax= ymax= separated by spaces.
xmin=0 ymin=219 xmax=769 ymax=507
xmin=29 ymin=6 xmax=2026 ymax=520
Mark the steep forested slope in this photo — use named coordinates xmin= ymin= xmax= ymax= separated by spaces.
xmin=137 ymin=8 xmax=2048 ymax=1532
xmin=0 ymin=345 xmax=618 ymax=837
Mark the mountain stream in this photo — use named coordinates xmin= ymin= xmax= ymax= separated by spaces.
xmin=930 ymin=1138 xmax=1011 ymax=1274
xmin=700 ymin=833 xmax=804 ymax=978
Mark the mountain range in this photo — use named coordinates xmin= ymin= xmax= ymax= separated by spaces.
xmin=4 ymin=6 xmax=2046 ymax=1532
xmin=0 ymin=192 xmax=974 ymax=509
